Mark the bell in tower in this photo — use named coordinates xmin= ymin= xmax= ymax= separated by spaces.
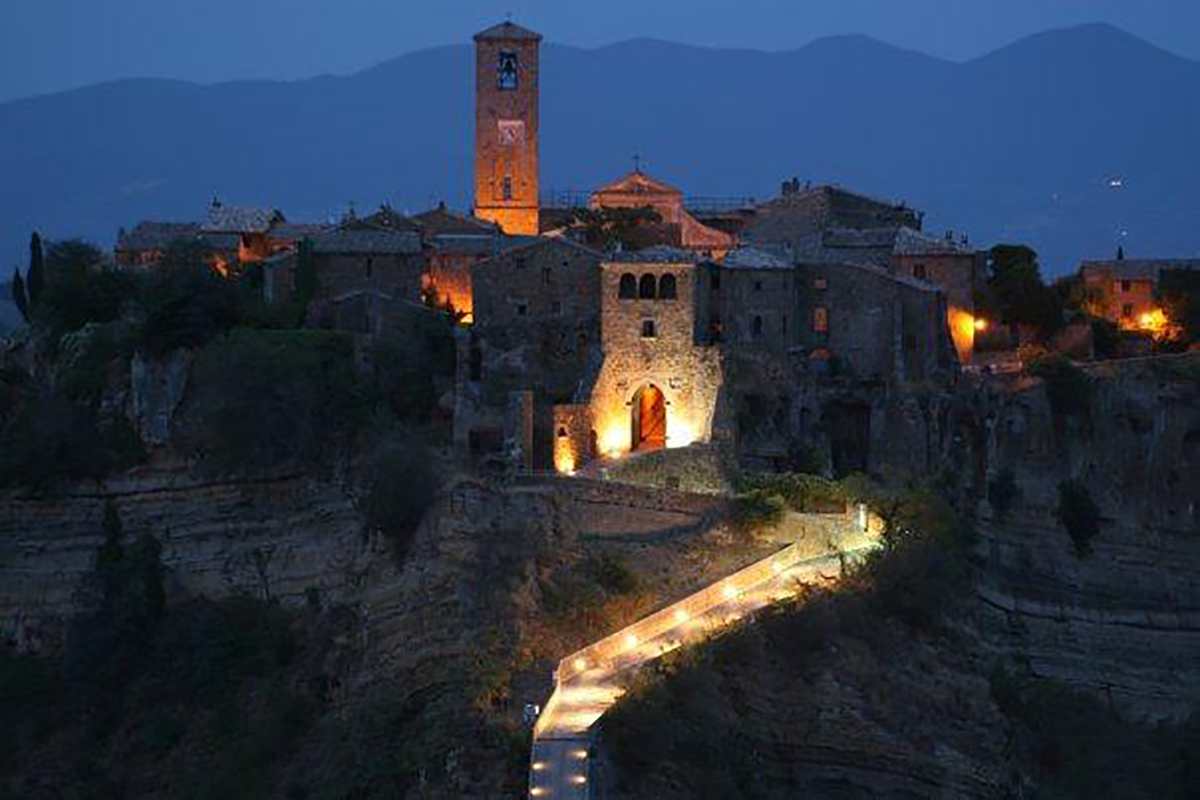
xmin=473 ymin=21 xmax=541 ymax=236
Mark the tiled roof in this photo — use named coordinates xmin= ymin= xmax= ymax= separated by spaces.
xmin=892 ymin=227 xmax=974 ymax=256
xmin=310 ymin=228 xmax=422 ymax=255
xmin=202 ymin=204 xmax=285 ymax=233
xmin=413 ymin=204 xmax=499 ymax=237
xmin=797 ymin=259 xmax=940 ymax=293
xmin=474 ymin=21 xmax=542 ymax=41
xmin=117 ymin=222 xmax=200 ymax=251
xmin=592 ymin=170 xmax=682 ymax=198
xmin=360 ymin=206 xmax=423 ymax=233
xmin=791 ymin=230 xmax=893 ymax=267
xmin=721 ymin=246 xmax=792 ymax=270
xmin=270 ymin=223 xmax=333 ymax=241
xmin=1080 ymin=259 xmax=1200 ymax=281
xmin=609 ymin=245 xmax=699 ymax=264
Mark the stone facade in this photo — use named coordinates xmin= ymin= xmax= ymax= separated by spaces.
xmin=890 ymin=228 xmax=984 ymax=363
xmin=474 ymin=22 xmax=541 ymax=235
xmin=570 ymin=249 xmax=724 ymax=459
xmin=589 ymin=170 xmax=735 ymax=254
xmin=472 ymin=237 xmax=601 ymax=331
xmin=309 ymin=228 xmax=425 ymax=303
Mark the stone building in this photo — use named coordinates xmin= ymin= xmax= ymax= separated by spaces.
xmin=706 ymin=247 xmax=797 ymax=350
xmin=588 ymin=170 xmax=736 ymax=255
xmin=307 ymin=224 xmax=424 ymax=304
xmin=415 ymin=203 xmax=509 ymax=322
xmin=552 ymin=247 xmax=725 ymax=472
xmin=473 ymin=22 xmax=541 ymax=235
xmin=1079 ymin=257 xmax=1200 ymax=328
xmin=740 ymin=183 xmax=922 ymax=247
xmin=890 ymin=228 xmax=984 ymax=363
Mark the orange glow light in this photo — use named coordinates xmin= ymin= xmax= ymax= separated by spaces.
xmin=973 ymin=317 xmax=989 ymax=332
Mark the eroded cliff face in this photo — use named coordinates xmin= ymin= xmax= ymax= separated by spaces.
xmin=0 ymin=465 xmax=370 ymax=653
xmin=976 ymin=361 xmax=1200 ymax=721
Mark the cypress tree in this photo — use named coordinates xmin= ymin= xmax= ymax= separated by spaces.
xmin=27 ymin=232 xmax=45 ymax=307
xmin=11 ymin=268 xmax=28 ymax=321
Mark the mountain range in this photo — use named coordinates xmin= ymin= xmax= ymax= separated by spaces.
xmin=1 ymin=22 xmax=1198 ymax=283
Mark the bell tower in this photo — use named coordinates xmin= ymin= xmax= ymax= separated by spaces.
xmin=473 ymin=21 xmax=541 ymax=236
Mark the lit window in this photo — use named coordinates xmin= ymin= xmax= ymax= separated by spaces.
xmin=813 ymin=306 xmax=829 ymax=333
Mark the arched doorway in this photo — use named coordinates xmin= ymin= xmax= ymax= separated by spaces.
xmin=631 ymin=384 xmax=667 ymax=451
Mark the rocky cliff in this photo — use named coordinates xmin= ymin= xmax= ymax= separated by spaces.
xmin=0 ymin=465 xmax=370 ymax=652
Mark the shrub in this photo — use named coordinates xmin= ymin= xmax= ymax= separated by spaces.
xmin=729 ymin=490 xmax=786 ymax=537
xmin=363 ymin=429 xmax=439 ymax=562
xmin=737 ymin=472 xmax=847 ymax=512
xmin=183 ymin=328 xmax=365 ymax=472
xmin=135 ymin=255 xmax=243 ymax=355
xmin=34 ymin=241 xmax=133 ymax=339
xmin=586 ymin=553 xmax=639 ymax=595
xmin=987 ymin=468 xmax=1020 ymax=521
xmin=1056 ymin=479 xmax=1101 ymax=555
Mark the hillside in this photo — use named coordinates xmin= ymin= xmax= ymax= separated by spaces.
xmin=1 ymin=24 xmax=1198 ymax=274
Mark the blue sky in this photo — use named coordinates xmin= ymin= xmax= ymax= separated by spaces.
xmin=2 ymin=0 xmax=1196 ymax=102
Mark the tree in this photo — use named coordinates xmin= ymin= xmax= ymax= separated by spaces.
xmin=27 ymin=232 xmax=44 ymax=307
xmin=569 ymin=206 xmax=663 ymax=251
xmin=983 ymin=244 xmax=1063 ymax=337
xmin=1159 ymin=269 xmax=1200 ymax=345
xmin=10 ymin=268 xmax=28 ymax=321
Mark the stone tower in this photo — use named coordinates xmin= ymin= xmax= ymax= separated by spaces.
xmin=473 ymin=21 xmax=541 ymax=236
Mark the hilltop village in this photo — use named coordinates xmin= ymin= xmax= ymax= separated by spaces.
xmin=3 ymin=19 xmax=1200 ymax=800
xmin=53 ymin=20 xmax=1183 ymax=480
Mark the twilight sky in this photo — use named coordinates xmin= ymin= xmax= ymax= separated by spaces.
xmin=2 ymin=0 xmax=1196 ymax=102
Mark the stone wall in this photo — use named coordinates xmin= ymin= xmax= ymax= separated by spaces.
xmin=312 ymin=251 xmax=425 ymax=303
xmin=588 ymin=258 xmax=723 ymax=457
xmin=718 ymin=267 xmax=796 ymax=350
xmin=472 ymin=238 xmax=601 ymax=332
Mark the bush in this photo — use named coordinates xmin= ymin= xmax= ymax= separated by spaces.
xmin=135 ymin=255 xmax=243 ymax=355
xmin=33 ymin=241 xmax=133 ymax=339
xmin=183 ymin=328 xmax=365 ymax=472
xmin=363 ymin=428 xmax=439 ymax=562
xmin=1056 ymin=479 xmax=1101 ymax=555
xmin=737 ymin=472 xmax=847 ymax=513
xmin=988 ymin=468 xmax=1020 ymax=521
xmin=585 ymin=553 xmax=639 ymax=595
xmin=728 ymin=490 xmax=785 ymax=537
xmin=0 ymin=386 xmax=144 ymax=491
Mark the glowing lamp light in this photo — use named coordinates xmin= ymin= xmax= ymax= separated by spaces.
xmin=532 ymin=762 xmax=546 ymax=772
xmin=571 ymin=775 xmax=588 ymax=785
xmin=973 ymin=317 xmax=989 ymax=332
xmin=722 ymin=585 xmax=740 ymax=601
xmin=572 ymin=657 xmax=588 ymax=672
xmin=572 ymin=749 xmax=589 ymax=760
xmin=673 ymin=608 xmax=690 ymax=624
xmin=624 ymin=633 xmax=639 ymax=649
xmin=530 ymin=788 xmax=546 ymax=797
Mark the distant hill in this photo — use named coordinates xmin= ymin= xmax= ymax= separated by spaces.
xmin=0 ymin=23 xmax=1197 ymax=275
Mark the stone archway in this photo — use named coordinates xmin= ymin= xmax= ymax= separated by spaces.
xmin=631 ymin=384 xmax=667 ymax=451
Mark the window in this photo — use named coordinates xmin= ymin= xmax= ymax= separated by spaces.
xmin=754 ymin=280 xmax=764 ymax=292
xmin=711 ymin=272 xmax=721 ymax=291
xmin=498 ymin=51 xmax=518 ymax=89
xmin=469 ymin=342 xmax=483 ymax=382
xmin=543 ymin=267 xmax=551 ymax=285
xmin=1122 ymin=303 xmax=1133 ymax=318
xmin=557 ymin=427 xmax=568 ymax=438
xmin=813 ymin=277 xmax=827 ymax=290
xmin=639 ymin=274 xmax=657 ymax=299
xmin=365 ymin=257 xmax=373 ymax=278
xmin=502 ymin=176 xmax=513 ymax=200
xmin=641 ymin=320 xmax=657 ymax=338
xmin=751 ymin=316 xmax=764 ymax=339
xmin=659 ymin=273 xmax=677 ymax=300
xmin=619 ymin=273 xmax=637 ymax=299
xmin=813 ymin=306 xmax=829 ymax=333
xmin=1121 ymin=280 xmax=1131 ymax=293
xmin=913 ymin=263 xmax=927 ymax=280
xmin=551 ymin=301 xmax=562 ymax=314
xmin=903 ymin=334 xmax=916 ymax=351
xmin=516 ymin=303 xmax=527 ymax=317
xmin=782 ymin=314 xmax=788 ymax=335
